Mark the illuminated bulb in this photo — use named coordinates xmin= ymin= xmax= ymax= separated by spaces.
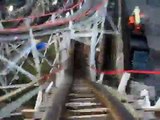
xmin=8 ymin=5 xmax=13 ymax=12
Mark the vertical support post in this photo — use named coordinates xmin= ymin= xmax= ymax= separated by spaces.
xmin=53 ymin=38 xmax=59 ymax=65
xmin=51 ymin=14 xmax=55 ymax=22
xmin=69 ymin=21 xmax=74 ymax=38
xmin=25 ymin=18 xmax=42 ymax=112
xmin=34 ymin=90 xmax=43 ymax=110
xmin=41 ymin=34 xmax=53 ymax=64
xmin=97 ymin=73 xmax=104 ymax=84
xmin=5 ymin=44 xmax=10 ymax=57
xmin=45 ymin=82 xmax=54 ymax=93
xmin=61 ymin=32 xmax=71 ymax=63
xmin=140 ymin=89 xmax=151 ymax=108
xmin=41 ymin=0 xmax=45 ymax=14
xmin=70 ymin=9 xmax=74 ymax=15
xmin=118 ymin=72 xmax=130 ymax=94
xmin=26 ymin=18 xmax=41 ymax=78
xmin=0 ymin=22 xmax=4 ymax=30
xmin=118 ymin=0 xmax=122 ymax=31
xmin=90 ymin=25 xmax=98 ymax=81
xmin=0 ymin=76 xmax=6 ymax=87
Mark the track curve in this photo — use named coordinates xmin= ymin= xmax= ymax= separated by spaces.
xmin=0 ymin=0 xmax=108 ymax=42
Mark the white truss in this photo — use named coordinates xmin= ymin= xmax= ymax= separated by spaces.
xmin=0 ymin=0 xmax=122 ymax=118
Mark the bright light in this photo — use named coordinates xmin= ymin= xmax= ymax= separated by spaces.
xmin=8 ymin=5 xmax=14 ymax=12
xmin=52 ymin=0 xmax=58 ymax=5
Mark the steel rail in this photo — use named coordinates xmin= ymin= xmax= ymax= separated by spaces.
xmin=86 ymin=80 xmax=135 ymax=120
xmin=43 ymin=78 xmax=135 ymax=120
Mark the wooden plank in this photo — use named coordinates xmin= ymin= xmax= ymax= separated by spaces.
xmin=69 ymin=93 xmax=94 ymax=97
xmin=69 ymin=108 xmax=108 ymax=113
xmin=70 ymin=97 xmax=96 ymax=102
xmin=67 ymin=114 xmax=108 ymax=119
xmin=66 ymin=102 xmax=101 ymax=107
xmin=22 ymin=109 xmax=35 ymax=118
xmin=144 ymin=108 xmax=160 ymax=112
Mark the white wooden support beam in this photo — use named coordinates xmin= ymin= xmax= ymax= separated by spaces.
xmin=73 ymin=32 xmax=93 ymax=38
xmin=0 ymin=55 xmax=36 ymax=81
xmin=25 ymin=17 xmax=41 ymax=78
xmin=51 ymin=14 xmax=56 ymax=22
xmin=90 ymin=28 xmax=98 ymax=66
xmin=34 ymin=90 xmax=43 ymax=111
xmin=41 ymin=34 xmax=53 ymax=64
xmin=29 ymin=28 xmax=41 ymax=78
xmin=0 ymin=76 xmax=6 ymax=87
xmin=106 ymin=14 xmax=119 ymax=33
xmin=90 ymin=25 xmax=98 ymax=81
xmin=97 ymin=73 xmax=104 ymax=84
xmin=79 ymin=2 xmax=82 ymax=9
xmin=139 ymin=89 xmax=151 ymax=108
xmin=71 ymin=9 xmax=74 ymax=15
xmin=0 ymin=84 xmax=32 ymax=89
xmin=45 ymin=81 xmax=53 ymax=93
xmin=0 ymin=22 xmax=4 ymax=30
xmin=118 ymin=72 xmax=131 ymax=94
xmin=66 ymin=12 xmax=70 ymax=17
xmin=0 ymin=44 xmax=31 ymax=75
